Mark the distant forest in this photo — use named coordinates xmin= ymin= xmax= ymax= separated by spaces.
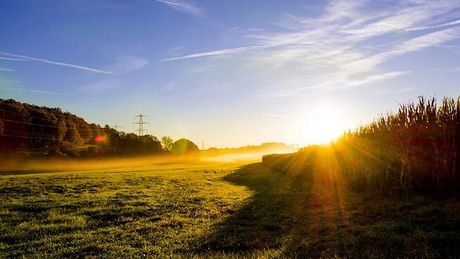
xmin=0 ymin=99 xmax=293 ymax=158
xmin=0 ymin=98 xmax=170 ymax=157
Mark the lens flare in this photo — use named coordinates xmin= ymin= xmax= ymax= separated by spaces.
xmin=95 ymin=135 xmax=106 ymax=143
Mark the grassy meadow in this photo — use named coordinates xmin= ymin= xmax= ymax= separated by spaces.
xmin=1 ymin=155 xmax=460 ymax=258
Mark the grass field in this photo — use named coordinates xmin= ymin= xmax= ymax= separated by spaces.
xmin=1 ymin=158 xmax=460 ymax=258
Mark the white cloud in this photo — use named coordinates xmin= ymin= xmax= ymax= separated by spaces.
xmin=162 ymin=0 xmax=460 ymax=96
xmin=345 ymin=27 xmax=460 ymax=73
xmin=397 ymin=27 xmax=460 ymax=53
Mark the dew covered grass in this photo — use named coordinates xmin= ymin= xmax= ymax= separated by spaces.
xmin=1 ymin=159 xmax=459 ymax=258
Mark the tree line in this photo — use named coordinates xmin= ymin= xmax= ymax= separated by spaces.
xmin=0 ymin=99 xmax=198 ymax=157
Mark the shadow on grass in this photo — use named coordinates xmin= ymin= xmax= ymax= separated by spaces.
xmin=195 ymin=161 xmax=460 ymax=258
xmin=195 ymin=162 xmax=342 ymax=257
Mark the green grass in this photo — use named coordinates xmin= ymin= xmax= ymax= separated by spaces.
xmin=1 ymin=160 xmax=460 ymax=258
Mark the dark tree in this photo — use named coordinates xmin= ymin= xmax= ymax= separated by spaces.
xmin=63 ymin=121 xmax=82 ymax=144
xmin=140 ymin=135 xmax=163 ymax=154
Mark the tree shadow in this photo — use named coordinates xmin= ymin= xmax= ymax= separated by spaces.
xmin=193 ymin=151 xmax=460 ymax=258
xmin=194 ymin=162 xmax=318 ymax=255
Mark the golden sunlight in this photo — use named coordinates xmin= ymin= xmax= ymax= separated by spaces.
xmin=308 ymin=108 xmax=345 ymax=144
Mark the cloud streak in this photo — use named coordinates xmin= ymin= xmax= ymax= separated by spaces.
xmin=153 ymin=0 xmax=203 ymax=16
xmin=0 ymin=87 xmax=67 ymax=96
xmin=0 ymin=52 xmax=115 ymax=75
xmin=162 ymin=0 xmax=460 ymax=95
xmin=111 ymin=55 xmax=150 ymax=74
xmin=406 ymin=19 xmax=460 ymax=32
xmin=0 ymin=56 xmax=28 ymax=61
xmin=160 ymin=46 xmax=253 ymax=61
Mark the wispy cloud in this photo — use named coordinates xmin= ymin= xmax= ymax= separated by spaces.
xmin=0 ymin=56 xmax=28 ymax=61
xmin=406 ymin=19 xmax=460 ymax=32
xmin=111 ymin=55 xmax=149 ymax=74
xmin=162 ymin=0 xmax=460 ymax=96
xmin=344 ymin=71 xmax=413 ymax=88
xmin=344 ymin=27 xmax=460 ymax=72
xmin=153 ymin=0 xmax=203 ymax=17
xmin=0 ymin=68 xmax=15 ymax=72
xmin=0 ymin=52 xmax=115 ymax=75
xmin=78 ymin=79 xmax=121 ymax=95
xmin=160 ymin=46 xmax=252 ymax=61
xmin=0 ymin=87 xmax=67 ymax=96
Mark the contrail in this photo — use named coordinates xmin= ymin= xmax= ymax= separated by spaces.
xmin=0 ymin=87 xmax=68 ymax=96
xmin=0 ymin=52 xmax=115 ymax=75
xmin=0 ymin=56 xmax=28 ymax=61
xmin=160 ymin=46 xmax=253 ymax=61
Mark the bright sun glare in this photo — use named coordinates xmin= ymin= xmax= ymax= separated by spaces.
xmin=308 ymin=108 xmax=345 ymax=144
xmin=310 ymin=121 xmax=343 ymax=144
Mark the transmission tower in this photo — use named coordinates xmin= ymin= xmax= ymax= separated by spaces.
xmin=111 ymin=124 xmax=123 ymax=131
xmin=133 ymin=114 xmax=149 ymax=136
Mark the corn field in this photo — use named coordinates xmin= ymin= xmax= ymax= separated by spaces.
xmin=264 ymin=96 xmax=460 ymax=196
xmin=336 ymin=96 xmax=460 ymax=195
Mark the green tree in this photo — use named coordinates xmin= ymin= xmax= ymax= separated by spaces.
xmin=161 ymin=136 xmax=174 ymax=151
xmin=171 ymin=138 xmax=199 ymax=155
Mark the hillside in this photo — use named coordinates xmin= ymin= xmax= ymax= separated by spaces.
xmin=0 ymin=99 xmax=104 ymax=151
xmin=0 ymin=99 xmax=163 ymax=157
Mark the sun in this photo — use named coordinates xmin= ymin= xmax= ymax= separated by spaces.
xmin=310 ymin=119 xmax=344 ymax=144
xmin=308 ymin=109 xmax=346 ymax=145
xmin=289 ymin=103 xmax=350 ymax=146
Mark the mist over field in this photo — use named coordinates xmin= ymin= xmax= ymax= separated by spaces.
xmin=2 ymin=0 xmax=460 ymax=257
xmin=2 ymin=97 xmax=460 ymax=258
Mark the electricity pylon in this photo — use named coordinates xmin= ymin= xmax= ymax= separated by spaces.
xmin=133 ymin=114 xmax=149 ymax=136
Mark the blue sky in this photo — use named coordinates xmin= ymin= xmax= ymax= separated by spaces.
xmin=1 ymin=0 xmax=460 ymax=148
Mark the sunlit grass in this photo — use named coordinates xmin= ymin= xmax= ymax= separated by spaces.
xmin=2 ymin=156 xmax=460 ymax=257
xmin=0 ymin=161 xmax=253 ymax=258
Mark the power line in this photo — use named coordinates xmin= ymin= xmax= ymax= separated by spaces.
xmin=133 ymin=114 xmax=149 ymax=136
xmin=111 ymin=124 xmax=123 ymax=131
